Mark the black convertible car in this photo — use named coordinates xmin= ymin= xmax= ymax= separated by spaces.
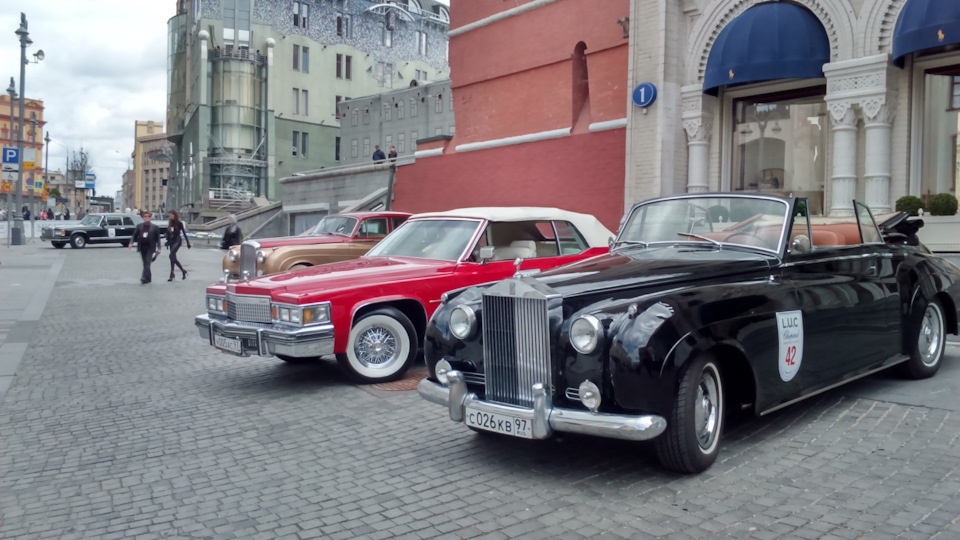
xmin=418 ymin=193 xmax=960 ymax=473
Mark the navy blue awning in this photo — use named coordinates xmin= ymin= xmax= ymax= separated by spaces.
xmin=892 ymin=0 xmax=960 ymax=67
xmin=703 ymin=3 xmax=830 ymax=96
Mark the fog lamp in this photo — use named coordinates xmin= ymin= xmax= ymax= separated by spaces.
xmin=578 ymin=380 xmax=601 ymax=412
xmin=435 ymin=359 xmax=453 ymax=385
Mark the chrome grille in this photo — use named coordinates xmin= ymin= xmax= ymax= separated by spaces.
xmin=226 ymin=292 xmax=272 ymax=323
xmin=239 ymin=242 xmax=257 ymax=278
xmin=482 ymin=293 xmax=550 ymax=407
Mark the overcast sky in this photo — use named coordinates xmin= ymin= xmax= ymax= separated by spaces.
xmin=0 ymin=2 xmax=171 ymax=200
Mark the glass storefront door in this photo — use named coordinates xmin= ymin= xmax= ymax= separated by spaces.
xmin=733 ymin=89 xmax=828 ymax=215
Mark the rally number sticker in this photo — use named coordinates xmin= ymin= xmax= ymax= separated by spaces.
xmin=776 ymin=310 xmax=803 ymax=382
xmin=108 ymin=228 xmax=116 ymax=237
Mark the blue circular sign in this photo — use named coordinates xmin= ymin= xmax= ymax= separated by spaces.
xmin=632 ymin=83 xmax=657 ymax=108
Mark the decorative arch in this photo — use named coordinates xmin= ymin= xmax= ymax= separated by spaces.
xmin=857 ymin=0 xmax=906 ymax=57
xmin=687 ymin=0 xmax=857 ymax=86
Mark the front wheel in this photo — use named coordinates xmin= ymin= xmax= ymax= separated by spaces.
xmin=337 ymin=308 xmax=417 ymax=384
xmin=900 ymin=298 xmax=945 ymax=379
xmin=52 ymin=242 xmax=66 ymax=249
xmin=70 ymin=235 xmax=86 ymax=249
xmin=656 ymin=355 xmax=724 ymax=473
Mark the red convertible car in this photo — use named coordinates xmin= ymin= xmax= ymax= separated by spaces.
xmin=196 ymin=207 xmax=614 ymax=382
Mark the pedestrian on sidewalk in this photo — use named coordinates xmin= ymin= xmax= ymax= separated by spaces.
xmin=130 ymin=211 xmax=162 ymax=284
xmin=220 ymin=214 xmax=242 ymax=250
xmin=165 ymin=210 xmax=191 ymax=281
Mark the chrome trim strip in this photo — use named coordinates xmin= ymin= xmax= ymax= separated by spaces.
xmin=780 ymin=252 xmax=882 ymax=268
xmin=418 ymin=373 xmax=667 ymax=442
xmin=759 ymin=357 xmax=908 ymax=416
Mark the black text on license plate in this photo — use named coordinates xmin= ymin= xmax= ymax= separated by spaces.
xmin=465 ymin=408 xmax=532 ymax=438
xmin=214 ymin=333 xmax=242 ymax=354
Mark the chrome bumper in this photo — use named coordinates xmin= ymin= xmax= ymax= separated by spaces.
xmin=195 ymin=314 xmax=335 ymax=358
xmin=418 ymin=370 xmax=668 ymax=442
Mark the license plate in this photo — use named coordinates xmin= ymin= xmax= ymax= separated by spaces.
xmin=465 ymin=406 xmax=533 ymax=438
xmin=214 ymin=333 xmax=242 ymax=354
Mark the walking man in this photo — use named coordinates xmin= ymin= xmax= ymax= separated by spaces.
xmin=130 ymin=211 xmax=162 ymax=284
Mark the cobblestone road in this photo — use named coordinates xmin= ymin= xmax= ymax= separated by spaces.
xmin=1 ymin=243 xmax=958 ymax=539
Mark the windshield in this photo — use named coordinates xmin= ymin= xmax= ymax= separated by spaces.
xmin=311 ymin=215 xmax=358 ymax=236
xmin=617 ymin=196 xmax=789 ymax=253
xmin=79 ymin=215 xmax=102 ymax=226
xmin=366 ymin=218 xmax=481 ymax=261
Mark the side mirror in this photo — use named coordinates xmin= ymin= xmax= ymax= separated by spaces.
xmin=479 ymin=246 xmax=495 ymax=262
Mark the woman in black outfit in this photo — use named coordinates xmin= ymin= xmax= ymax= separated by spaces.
xmin=166 ymin=210 xmax=191 ymax=281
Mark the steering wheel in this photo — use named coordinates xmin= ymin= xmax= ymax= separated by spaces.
xmin=723 ymin=231 xmax=774 ymax=250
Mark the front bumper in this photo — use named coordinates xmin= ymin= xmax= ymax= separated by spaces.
xmin=195 ymin=314 xmax=335 ymax=358
xmin=418 ymin=370 xmax=667 ymax=442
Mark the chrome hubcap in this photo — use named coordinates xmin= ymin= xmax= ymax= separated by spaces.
xmin=919 ymin=303 xmax=943 ymax=367
xmin=355 ymin=326 xmax=398 ymax=369
xmin=695 ymin=369 xmax=719 ymax=449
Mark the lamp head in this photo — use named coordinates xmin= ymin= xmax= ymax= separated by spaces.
xmin=34 ymin=50 xmax=44 ymax=62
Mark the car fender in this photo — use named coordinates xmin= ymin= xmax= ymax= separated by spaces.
xmin=335 ymin=295 xmax=430 ymax=353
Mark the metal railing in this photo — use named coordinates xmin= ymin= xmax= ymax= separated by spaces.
xmin=209 ymin=188 xmax=253 ymax=201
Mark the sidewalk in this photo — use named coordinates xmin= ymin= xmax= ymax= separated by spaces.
xmin=0 ymin=241 xmax=65 ymax=401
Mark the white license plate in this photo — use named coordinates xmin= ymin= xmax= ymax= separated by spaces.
xmin=214 ymin=333 xmax=242 ymax=354
xmin=465 ymin=406 xmax=533 ymax=438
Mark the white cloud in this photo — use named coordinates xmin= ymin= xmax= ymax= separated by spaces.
xmin=0 ymin=1 xmax=170 ymax=200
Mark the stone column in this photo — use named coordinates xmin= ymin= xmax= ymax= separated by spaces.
xmin=828 ymin=104 xmax=858 ymax=217
xmin=681 ymin=86 xmax=712 ymax=193
xmin=862 ymin=99 xmax=895 ymax=214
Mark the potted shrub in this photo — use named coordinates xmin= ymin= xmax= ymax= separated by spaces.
xmin=895 ymin=195 xmax=923 ymax=216
xmin=915 ymin=193 xmax=960 ymax=253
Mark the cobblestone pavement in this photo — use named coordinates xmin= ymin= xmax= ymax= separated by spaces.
xmin=1 ymin=242 xmax=958 ymax=539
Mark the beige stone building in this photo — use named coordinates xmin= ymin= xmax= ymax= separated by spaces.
xmin=130 ymin=121 xmax=165 ymax=211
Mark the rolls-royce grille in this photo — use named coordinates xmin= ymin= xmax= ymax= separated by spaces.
xmin=226 ymin=294 xmax=271 ymax=323
xmin=239 ymin=243 xmax=257 ymax=278
xmin=482 ymin=294 xmax=551 ymax=407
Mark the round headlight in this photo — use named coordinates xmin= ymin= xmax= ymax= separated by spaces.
xmin=228 ymin=249 xmax=238 ymax=262
xmin=449 ymin=305 xmax=476 ymax=340
xmin=578 ymin=380 xmax=601 ymax=412
xmin=570 ymin=314 xmax=602 ymax=354
xmin=256 ymin=250 xmax=266 ymax=264
xmin=435 ymin=359 xmax=452 ymax=385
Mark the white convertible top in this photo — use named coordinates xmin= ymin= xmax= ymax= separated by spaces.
xmin=409 ymin=207 xmax=615 ymax=247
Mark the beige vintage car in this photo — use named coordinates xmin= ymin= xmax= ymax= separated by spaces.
xmin=222 ymin=211 xmax=411 ymax=280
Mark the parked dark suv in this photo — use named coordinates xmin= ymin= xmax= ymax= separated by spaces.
xmin=41 ymin=213 xmax=142 ymax=249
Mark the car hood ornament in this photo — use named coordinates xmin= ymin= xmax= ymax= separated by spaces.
xmin=513 ymin=257 xmax=523 ymax=278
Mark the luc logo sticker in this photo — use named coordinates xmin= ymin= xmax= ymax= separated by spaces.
xmin=776 ymin=310 xmax=803 ymax=382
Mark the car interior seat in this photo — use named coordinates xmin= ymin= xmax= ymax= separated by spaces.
xmin=494 ymin=240 xmax=537 ymax=260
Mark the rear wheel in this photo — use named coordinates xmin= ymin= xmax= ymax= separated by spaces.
xmin=656 ymin=355 xmax=724 ymax=473
xmin=900 ymin=298 xmax=945 ymax=379
xmin=52 ymin=242 xmax=66 ymax=249
xmin=70 ymin=235 xmax=86 ymax=249
xmin=337 ymin=308 xmax=417 ymax=384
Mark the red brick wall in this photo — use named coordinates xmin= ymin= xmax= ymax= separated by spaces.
xmin=392 ymin=128 xmax=626 ymax=232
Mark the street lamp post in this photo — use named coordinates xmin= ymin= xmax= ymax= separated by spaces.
xmin=11 ymin=13 xmax=42 ymax=245
xmin=5 ymin=77 xmax=15 ymax=246
xmin=28 ymin=117 xmax=37 ymax=216
xmin=44 ymin=130 xmax=49 ymax=215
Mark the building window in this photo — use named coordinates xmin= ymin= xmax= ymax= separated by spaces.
xmin=351 ymin=109 xmax=358 ymax=126
xmin=336 ymin=14 xmax=351 ymax=37
xmin=293 ymin=88 xmax=300 ymax=115
xmin=293 ymin=44 xmax=300 ymax=70
xmin=336 ymin=54 xmax=343 ymax=79
xmin=398 ymin=133 xmax=405 ymax=153
xmin=385 ymin=135 xmax=392 ymax=149
xmin=920 ymin=71 xmax=960 ymax=200
xmin=415 ymin=69 xmax=427 ymax=82
xmin=363 ymin=138 xmax=370 ymax=158
xmin=435 ymin=95 xmax=443 ymax=113
xmin=950 ymin=76 xmax=960 ymax=111
xmin=384 ymin=103 xmax=392 ymax=122
xmin=302 ymin=46 xmax=309 ymax=73
xmin=397 ymin=100 xmax=404 ymax=119
xmin=335 ymin=136 xmax=341 ymax=161
xmin=411 ymin=98 xmax=418 ymax=117
xmin=411 ymin=130 xmax=418 ymax=150
xmin=363 ymin=109 xmax=370 ymax=125
xmin=732 ymin=88 xmax=827 ymax=214
xmin=382 ymin=24 xmax=393 ymax=47
xmin=351 ymin=139 xmax=358 ymax=158
xmin=435 ymin=127 xmax=442 ymax=136
xmin=449 ymin=125 xmax=455 ymax=135
xmin=302 ymin=89 xmax=309 ymax=116
xmin=345 ymin=55 xmax=352 ymax=80
xmin=292 ymin=131 xmax=299 ymax=156
xmin=293 ymin=1 xmax=309 ymax=29
xmin=416 ymin=31 xmax=427 ymax=55
xmin=335 ymin=95 xmax=342 ymax=118
xmin=301 ymin=132 xmax=309 ymax=158
xmin=376 ymin=62 xmax=384 ymax=86
xmin=385 ymin=63 xmax=394 ymax=87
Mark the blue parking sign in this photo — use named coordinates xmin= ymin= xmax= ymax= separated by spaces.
xmin=2 ymin=147 xmax=19 ymax=164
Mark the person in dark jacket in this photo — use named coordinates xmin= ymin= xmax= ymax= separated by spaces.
xmin=372 ymin=145 xmax=386 ymax=163
xmin=130 ymin=211 xmax=162 ymax=284
xmin=165 ymin=209 xmax=191 ymax=281
xmin=220 ymin=214 xmax=242 ymax=250
xmin=388 ymin=145 xmax=397 ymax=160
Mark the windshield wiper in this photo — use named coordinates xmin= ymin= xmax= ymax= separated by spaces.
xmin=676 ymin=232 xmax=722 ymax=248
xmin=611 ymin=240 xmax=648 ymax=248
